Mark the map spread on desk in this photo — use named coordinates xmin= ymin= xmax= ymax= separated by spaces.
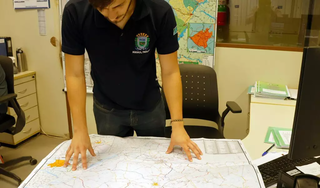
xmin=20 ymin=135 xmax=265 ymax=188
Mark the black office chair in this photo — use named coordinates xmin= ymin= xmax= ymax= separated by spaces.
xmin=0 ymin=56 xmax=37 ymax=185
xmin=163 ymin=64 xmax=242 ymax=138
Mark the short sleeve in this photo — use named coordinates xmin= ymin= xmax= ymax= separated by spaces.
xmin=61 ymin=6 xmax=85 ymax=55
xmin=156 ymin=8 xmax=179 ymax=55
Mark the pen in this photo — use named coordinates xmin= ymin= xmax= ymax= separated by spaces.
xmin=262 ymin=144 xmax=275 ymax=156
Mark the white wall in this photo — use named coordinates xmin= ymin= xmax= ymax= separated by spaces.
xmin=215 ymin=47 xmax=302 ymax=139
xmin=0 ymin=0 xmax=69 ymax=137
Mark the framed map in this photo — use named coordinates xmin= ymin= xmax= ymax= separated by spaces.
xmin=166 ymin=0 xmax=217 ymax=67
xmin=188 ymin=23 xmax=215 ymax=54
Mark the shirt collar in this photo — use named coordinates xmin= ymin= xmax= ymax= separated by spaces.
xmin=94 ymin=0 xmax=150 ymax=28
xmin=131 ymin=0 xmax=150 ymax=21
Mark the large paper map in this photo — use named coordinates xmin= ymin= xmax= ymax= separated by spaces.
xmin=166 ymin=0 xmax=217 ymax=67
xmin=20 ymin=135 xmax=265 ymax=188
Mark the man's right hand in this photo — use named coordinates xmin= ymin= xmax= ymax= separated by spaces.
xmin=64 ymin=131 xmax=96 ymax=170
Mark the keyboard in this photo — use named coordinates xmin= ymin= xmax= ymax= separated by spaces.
xmin=258 ymin=154 xmax=316 ymax=187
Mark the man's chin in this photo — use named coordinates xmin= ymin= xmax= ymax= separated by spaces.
xmin=109 ymin=18 xmax=124 ymax=24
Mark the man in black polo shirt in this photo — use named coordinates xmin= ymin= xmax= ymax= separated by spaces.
xmin=62 ymin=0 xmax=203 ymax=170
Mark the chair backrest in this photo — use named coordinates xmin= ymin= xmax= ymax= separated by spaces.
xmin=0 ymin=55 xmax=25 ymax=134
xmin=164 ymin=64 xmax=221 ymax=123
xmin=0 ymin=56 xmax=14 ymax=95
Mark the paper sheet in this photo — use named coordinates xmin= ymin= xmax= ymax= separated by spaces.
xmin=37 ymin=10 xmax=46 ymax=36
xmin=202 ymin=55 xmax=214 ymax=68
xmin=14 ymin=0 xmax=50 ymax=9
xmin=296 ymin=162 xmax=320 ymax=176
xmin=278 ymin=130 xmax=292 ymax=145
xmin=269 ymin=133 xmax=275 ymax=143
xmin=289 ymin=89 xmax=298 ymax=99
xmin=252 ymin=152 xmax=288 ymax=166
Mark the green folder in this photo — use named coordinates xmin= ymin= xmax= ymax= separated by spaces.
xmin=255 ymin=81 xmax=290 ymax=99
xmin=264 ymin=127 xmax=292 ymax=149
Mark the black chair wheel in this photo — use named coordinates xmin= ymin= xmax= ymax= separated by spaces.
xmin=30 ymin=158 xmax=37 ymax=165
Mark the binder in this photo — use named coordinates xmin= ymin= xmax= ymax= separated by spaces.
xmin=255 ymin=81 xmax=290 ymax=99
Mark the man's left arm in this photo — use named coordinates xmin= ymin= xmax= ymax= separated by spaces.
xmin=159 ymin=52 xmax=203 ymax=162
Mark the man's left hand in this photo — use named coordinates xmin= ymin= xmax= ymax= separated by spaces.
xmin=166 ymin=123 xmax=203 ymax=161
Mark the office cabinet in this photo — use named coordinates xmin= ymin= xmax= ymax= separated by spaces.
xmin=0 ymin=71 xmax=41 ymax=145
xmin=242 ymin=95 xmax=296 ymax=160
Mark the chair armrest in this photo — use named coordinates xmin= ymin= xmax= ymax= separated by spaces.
xmin=0 ymin=93 xmax=25 ymax=134
xmin=0 ymin=94 xmax=23 ymax=133
xmin=0 ymin=93 xmax=17 ymax=103
xmin=226 ymin=101 xmax=242 ymax=113
xmin=221 ymin=101 xmax=242 ymax=129
xmin=8 ymin=97 xmax=26 ymax=134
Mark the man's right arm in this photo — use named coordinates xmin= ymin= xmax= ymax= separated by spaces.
xmin=64 ymin=54 xmax=95 ymax=171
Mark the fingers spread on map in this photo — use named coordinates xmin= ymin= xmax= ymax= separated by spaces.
xmin=166 ymin=140 xmax=203 ymax=162
xmin=167 ymin=127 xmax=203 ymax=162
xmin=72 ymin=151 xmax=80 ymax=170
xmin=166 ymin=142 xmax=195 ymax=162
xmin=63 ymin=133 xmax=97 ymax=171
xmin=81 ymin=151 xmax=88 ymax=170
xmin=88 ymin=146 xmax=96 ymax=156
xmin=166 ymin=143 xmax=174 ymax=154
xmin=182 ymin=146 xmax=193 ymax=162
xmin=191 ymin=141 xmax=203 ymax=155
xmin=188 ymin=142 xmax=201 ymax=160
xmin=64 ymin=147 xmax=73 ymax=167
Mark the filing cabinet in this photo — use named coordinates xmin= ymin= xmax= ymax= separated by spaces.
xmin=0 ymin=71 xmax=41 ymax=145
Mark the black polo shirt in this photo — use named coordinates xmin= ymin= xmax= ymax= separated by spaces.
xmin=62 ymin=0 xmax=179 ymax=110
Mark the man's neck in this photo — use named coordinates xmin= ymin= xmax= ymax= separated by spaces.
xmin=114 ymin=0 xmax=136 ymax=29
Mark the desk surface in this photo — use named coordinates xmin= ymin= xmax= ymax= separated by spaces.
xmin=250 ymin=95 xmax=296 ymax=106
xmin=242 ymin=96 xmax=296 ymax=160
xmin=14 ymin=71 xmax=36 ymax=80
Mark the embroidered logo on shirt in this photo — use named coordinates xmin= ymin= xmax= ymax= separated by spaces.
xmin=173 ymin=26 xmax=178 ymax=35
xmin=133 ymin=33 xmax=150 ymax=54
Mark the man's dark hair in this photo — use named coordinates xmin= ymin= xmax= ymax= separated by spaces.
xmin=89 ymin=0 xmax=114 ymax=10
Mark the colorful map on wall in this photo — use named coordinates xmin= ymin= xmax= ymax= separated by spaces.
xmin=165 ymin=0 xmax=217 ymax=67
xmin=188 ymin=23 xmax=215 ymax=54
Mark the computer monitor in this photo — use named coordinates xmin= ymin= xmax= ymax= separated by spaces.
xmin=288 ymin=47 xmax=320 ymax=160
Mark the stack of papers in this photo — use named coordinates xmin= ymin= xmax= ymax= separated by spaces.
xmin=254 ymin=81 xmax=290 ymax=99
xmin=248 ymin=86 xmax=298 ymax=101
xmin=296 ymin=162 xmax=320 ymax=176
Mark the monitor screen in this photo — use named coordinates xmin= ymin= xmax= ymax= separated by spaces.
xmin=288 ymin=47 xmax=320 ymax=159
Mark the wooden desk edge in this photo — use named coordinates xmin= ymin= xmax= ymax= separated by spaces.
xmin=14 ymin=71 xmax=36 ymax=80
